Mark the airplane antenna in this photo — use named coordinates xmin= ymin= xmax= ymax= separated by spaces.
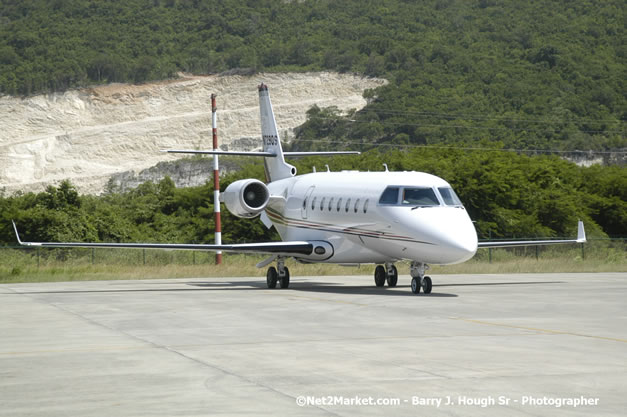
xmin=312 ymin=166 xmax=316 ymax=173
xmin=325 ymin=164 xmax=330 ymax=172
xmin=211 ymin=94 xmax=222 ymax=265
xmin=382 ymin=163 xmax=388 ymax=172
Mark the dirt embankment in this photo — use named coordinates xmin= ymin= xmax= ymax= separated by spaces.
xmin=0 ymin=72 xmax=386 ymax=194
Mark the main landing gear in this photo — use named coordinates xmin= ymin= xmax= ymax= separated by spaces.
xmin=374 ymin=263 xmax=398 ymax=287
xmin=266 ymin=257 xmax=290 ymax=289
xmin=374 ymin=261 xmax=432 ymax=294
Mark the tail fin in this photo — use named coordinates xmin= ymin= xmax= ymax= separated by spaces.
xmin=258 ymin=83 xmax=296 ymax=182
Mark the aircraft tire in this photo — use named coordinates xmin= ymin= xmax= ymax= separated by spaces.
xmin=267 ymin=267 xmax=278 ymax=289
xmin=411 ymin=277 xmax=421 ymax=294
xmin=374 ymin=265 xmax=386 ymax=287
xmin=387 ymin=265 xmax=398 ymax=287
xmin=422 ymin=276 xmax=433 ymax=294
xmin=279 ymin=267 xmax=290 ymax=289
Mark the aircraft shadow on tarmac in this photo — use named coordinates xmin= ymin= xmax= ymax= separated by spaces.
xmin=187 ymin=281 xmax=460 ymax=297
xmin=185 ymin=279 xmax=565 ymax=297
xmin=11 ymin=280 xmax=563 ymax=297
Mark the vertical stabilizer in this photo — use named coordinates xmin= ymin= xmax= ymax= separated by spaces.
xmin=258 ymin=84 xmax=297 ymax=182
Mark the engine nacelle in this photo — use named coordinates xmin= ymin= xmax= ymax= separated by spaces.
xmin=222 ymin=179 xmax=270 ymax=218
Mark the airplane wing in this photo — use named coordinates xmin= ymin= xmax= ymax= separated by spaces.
xmin=478 ymin=220 xmax=586 ymax=248
xmin=11 ymin=221 xmax=315 ymax=256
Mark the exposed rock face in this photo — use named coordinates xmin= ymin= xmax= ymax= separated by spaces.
xmin=562 ymin=151 xmax=626 ymax=167
xmin=0 ymin=72 xmax=386 ymax=194
xmin=106 ymin=158 xmax=242 ymax=193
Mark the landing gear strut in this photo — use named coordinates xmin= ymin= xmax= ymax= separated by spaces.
xmin=266 ymin=257 xmax=290 ymax=289
xmin=410 ymin=261 xmax=432 ymax=295
xmin=373 ymin=263 xmax=398 ymax=287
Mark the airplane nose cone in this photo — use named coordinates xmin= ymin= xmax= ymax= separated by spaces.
xmin=404 ymin=207 xmax=478 ymax=264
xmin=440 ymin=229 xmax=478 ymax=263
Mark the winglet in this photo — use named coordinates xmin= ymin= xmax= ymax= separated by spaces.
xmin=577 ymin=220 xmax=586 ymax=243
xmin=12 ymin=220 xmax=23 ymax=245
xmin=11 ymin=221 xmax=39 ymax=246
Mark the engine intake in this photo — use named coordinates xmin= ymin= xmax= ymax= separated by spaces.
xmin=222 ymin=179 xmax=270 ymax=218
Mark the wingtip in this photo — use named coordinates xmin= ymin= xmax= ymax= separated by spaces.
xmin=577 ymin=220 xmax=586 ymax=243
xmin=11 ymin=220 xmax=23 ymax=245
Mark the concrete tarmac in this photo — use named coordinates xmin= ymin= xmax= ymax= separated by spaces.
xmin=1 ymin=273 xmax=625 ymax=416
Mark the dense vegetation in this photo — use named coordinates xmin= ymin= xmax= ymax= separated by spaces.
xmin=0 ymin=0 xmax=624 ymax=151
xmin=1 ymin=150 xmax=625 ymax=248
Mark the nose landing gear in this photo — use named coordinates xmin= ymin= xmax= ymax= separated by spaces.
xmin=410 ymin=261 xmax=432 ymax=294
xmin=266 ymin=257 xmax=290 ymax=289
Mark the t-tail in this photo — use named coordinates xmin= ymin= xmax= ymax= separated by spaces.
xmin=163 ymin=84 xmax=360 ymax=184
xmin=258 ymin=83 xmax=297 ymax=182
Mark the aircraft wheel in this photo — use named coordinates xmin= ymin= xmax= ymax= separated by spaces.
xmin=374 ymin=265 xmax=386 ymax=287
xmin=266 ymin=267 xmax=278 ymax=289
xmin=387 ymin=265 xmax=398 ymax=287
xmin=422 ymin=276 xmax=433 ymax=294
xmin=279 ymin=266 xmax=290 ymax=289
xmin=411 ymin=277 xmax=421 ymax=294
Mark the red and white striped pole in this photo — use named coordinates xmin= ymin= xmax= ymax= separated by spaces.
xmin=211 ymin=94 xmax=222 ymax=265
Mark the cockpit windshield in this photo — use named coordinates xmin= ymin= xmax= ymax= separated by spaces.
xmin=438 ymin=187 xmax=463 ymax=206
xmin=378 ymin=185 xmax=463 ymax=208
xmin=379 ymin=186 xmax=441 ymax=207
xmin=401 ymin=188 xmax=440 ymax=206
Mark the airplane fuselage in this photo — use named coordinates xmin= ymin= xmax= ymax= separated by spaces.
xmin=265 ymin=170 xmax=478 ymax=265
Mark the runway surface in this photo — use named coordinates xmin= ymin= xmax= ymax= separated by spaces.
xmin=1 ymin=273 xmax=625 ymax=416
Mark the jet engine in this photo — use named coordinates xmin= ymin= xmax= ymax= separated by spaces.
xmin=222 ymin=179 xmax=270 ymax=218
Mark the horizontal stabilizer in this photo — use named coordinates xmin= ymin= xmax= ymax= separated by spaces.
xmin=163 ymin=150 xmax=360 ymax=157
xmin=284 ymin=151 xmax=360 ymax=157
xmin=163 ymin=150 xmax=277 ymax=157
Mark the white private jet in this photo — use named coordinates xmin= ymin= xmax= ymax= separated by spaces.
xmin=12 ymin=84 xmax=586 ymax=294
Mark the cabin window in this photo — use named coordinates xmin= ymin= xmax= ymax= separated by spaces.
xmin=354 ymin=199 xmax=360 ymax=213
xmin=337 ymin=198 xmax=342 ymax=212
xmin=345 ymin=198 xmax=351 ymax=212
xmin=311 ymin=196 xmax=317 ymax=211
xmin=303 ymin=198 xmax=307 ymax=210
xmin=379 ymin=187 xmax=399 ymax=204
xmin=363 ymin=199 xmax=369 ymax=213
xmin=328 ymin=197 xmax=334 ymax=211
xmin=401 ymin=188 xmax=440 ymax=207
xmin=320 ymin=197 xmax=326 ymax=211
xmin=438 ymin=187 xmax=463 ymax=206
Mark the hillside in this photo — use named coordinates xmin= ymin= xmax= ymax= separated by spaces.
xmin=0 ymin=72 xmax=385 ymax=194
xmin=0 ymin=0 xmax=624 ymax=152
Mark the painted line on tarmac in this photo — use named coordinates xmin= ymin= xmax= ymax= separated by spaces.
xmin=451 ymin=317 xmax=627 ymax=343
